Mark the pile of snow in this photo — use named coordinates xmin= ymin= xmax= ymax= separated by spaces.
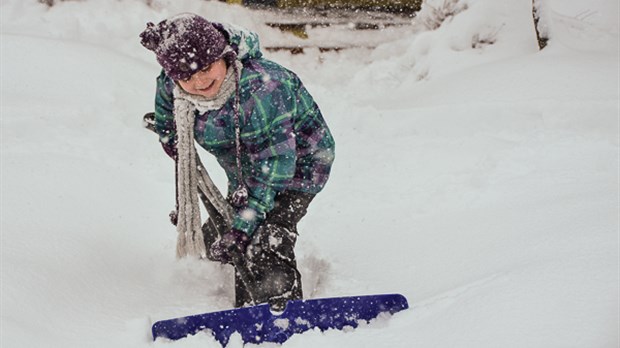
xmin=1 ymin=0 xmax=618 ymax=347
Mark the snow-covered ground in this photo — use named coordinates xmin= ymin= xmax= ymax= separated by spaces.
xmin=1 ymin=0 xmax=618 ymax=347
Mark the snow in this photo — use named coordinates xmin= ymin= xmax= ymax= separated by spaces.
xmin=1 ymin=0 xmax=618 ymax=347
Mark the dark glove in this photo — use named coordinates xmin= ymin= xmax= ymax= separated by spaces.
xmin=143 ymin=113 xmax=177 ymax=160
xmin=161 ymin=141 xmax=177 ymax=160
xmin=209 ymin=229 xmax=251 ymax=264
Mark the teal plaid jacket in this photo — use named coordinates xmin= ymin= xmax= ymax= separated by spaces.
xmin=153 ymin=25 xmax=335 ymax=235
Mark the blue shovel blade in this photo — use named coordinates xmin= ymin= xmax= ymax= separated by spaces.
xmin=152 ymin=293 xmax=409 ymax=345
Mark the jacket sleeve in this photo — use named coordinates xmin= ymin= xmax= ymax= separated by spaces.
xmin=154 ymin=71 xmax=177 ymax=151
xmin=231 ymin=80 xmax=298 ymax=235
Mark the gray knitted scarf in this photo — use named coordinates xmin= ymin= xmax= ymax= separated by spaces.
xmin=172 ymin=58 xmax=242 ymax=259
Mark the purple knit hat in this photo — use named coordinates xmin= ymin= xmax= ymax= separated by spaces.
xmin=140 ymin=14 xmax=227 ymax=81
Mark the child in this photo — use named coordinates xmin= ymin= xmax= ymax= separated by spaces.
xmin=140 ymin=13 xmax=335 ymax=310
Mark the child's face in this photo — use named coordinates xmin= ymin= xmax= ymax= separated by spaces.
xmin=177 ymin=58 xmax=227 ymax=98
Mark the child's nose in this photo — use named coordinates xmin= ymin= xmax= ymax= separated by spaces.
xmin=194 ymin=74 xmax=210 ymax=87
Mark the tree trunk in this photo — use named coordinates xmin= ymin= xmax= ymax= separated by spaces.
xmin=532 ymin=0 xmax=548 ymax=50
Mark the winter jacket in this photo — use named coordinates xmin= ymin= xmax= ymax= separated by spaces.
xmin=153 ymin=24 xmax=335 ymax=235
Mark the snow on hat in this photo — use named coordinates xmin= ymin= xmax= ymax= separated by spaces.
xmin=140 ymin=13 xmax=227 ymax=81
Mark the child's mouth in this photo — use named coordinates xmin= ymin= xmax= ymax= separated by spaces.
xmin=197 ymin=80 xmax=215 ymax=92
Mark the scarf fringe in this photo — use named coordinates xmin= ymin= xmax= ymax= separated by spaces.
xmin=173 ymin=94 xmax=207 ymax=259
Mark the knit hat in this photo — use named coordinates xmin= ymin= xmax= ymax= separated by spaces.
xmin=140 ymin=13 xmax=227 ymax=81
